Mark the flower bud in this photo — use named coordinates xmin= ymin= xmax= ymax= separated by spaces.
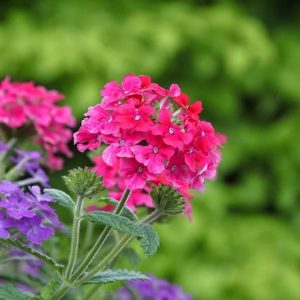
xmin=150 ymin=185 xmax=185 ymax=216
xmin=63 ymin=167 xmax=104 ymax=198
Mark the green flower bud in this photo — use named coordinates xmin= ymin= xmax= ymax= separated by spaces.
xmin=150 ymin=185 xmax=185 ymax=216
xmin=63 ymin=167 xmax=104 ymax=198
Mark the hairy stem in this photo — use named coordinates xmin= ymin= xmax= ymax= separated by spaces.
xmin=76 ymin=210 xmax=161 ymax=285
xmin=64 ymin=196 xmax=84 ymax=281
xmin=75 ymin=235 xmax=133 ymax=285
xmin=70 ymin=188 xmax=131 ymax=281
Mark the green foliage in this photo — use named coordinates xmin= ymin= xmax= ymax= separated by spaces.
xmin=84 ymin=211 xmax=159 ymax=256
xmin=85 ymin=269 xmax=148 ymax=285
xmin=1 ymin=0 xmax=300 ymax=299
xmin=0 ymin=284 xmax=31 ymax=300
xmin=45 ymin=188 xmax=74 ymax=208
xmin=63 ymin=167 xmax=104 ymax=198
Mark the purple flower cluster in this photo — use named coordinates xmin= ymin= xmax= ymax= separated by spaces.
xmin=10 ymin=148 xmax=49 ymax=187
xmin=114 ymin=276 xmax=193 ymax=300
xmin=0 ymin=181 xmax=61 ymax=245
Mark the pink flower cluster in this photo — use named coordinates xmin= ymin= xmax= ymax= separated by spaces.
xmin=74 ymin=74 xmax=225 ymax=211
xmin=0 ymin=77 xmax=76 ymax=169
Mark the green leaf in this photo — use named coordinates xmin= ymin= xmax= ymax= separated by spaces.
xmin=138 ymin=224 xmax=160 ymax=257
xmin=0 ymin=239 xmax=64 ymax=272
xmin=0 ymin=284 xmax=31 ymax=300
xmin=44 ymin=188 xmax=74 ymax=208
xmin=84 ymin=212 xmax=159 ymax=256
xmin=85 ymin=269 xmax=148 ymax=285
xmin=97 ymin=197 xmax=138 ymax=221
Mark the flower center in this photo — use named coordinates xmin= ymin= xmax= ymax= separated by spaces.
xmin=108 ymin=116 xmax=113 ymax=123
xmin=137 ymin=166 xmax=143 ymax=173
xmin=189 ymin=147 xmax=194 ymax=153
xmin=201 ymin=131 xmax=205 ymax=137
xmin=171 ymin=165 xmax=177 ymax=172
xmin=169 ymin=127 xmax=174 ymax=134
xmin=135 ymin=115 xmax=141 ymax=121
xmin=153 ymin=146 xmax=159 ymax=154
xmin=119 ymin=139 xmax=125 ymax=146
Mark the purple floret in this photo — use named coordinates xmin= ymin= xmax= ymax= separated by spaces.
xmin=0 ymin=180 xmax=61 ymax=245
xmin=114 ymin=275 xmax=193 ymax=300
xmin=10 ymin=149 xmax=49 ymax=187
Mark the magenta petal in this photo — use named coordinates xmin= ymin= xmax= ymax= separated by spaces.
xmin=102 ymin=145 xmax=118 ymax=166
xmin=148 ymin=155 xmax=165 ymax=174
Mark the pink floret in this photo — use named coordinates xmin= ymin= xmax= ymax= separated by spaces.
xmin=75 ymin=74 xmax=226 ymax=214
xmin=0 ymin=77 xmax=75 ymax=170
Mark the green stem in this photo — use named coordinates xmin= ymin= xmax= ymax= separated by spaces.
xmin=83 ymin=285 xmax=100 ymax=300
xmin=76 ymin=210 xmax=161 ymax=286
xmin=0 ymin=138 xmax=17 ymax=180
xmin=16 ymin=177 xmax=42 ymax=187
xmin=70 ymin=188 xmax=131 ymax=281
xmin=141 ymin=210 xmax=162 ymax=224
xmin=65 ymin=196 xmax=84 ymax=281
xmin=50 ymin=282 xmax=70 ymax=300
xmin=75 ymin=235 xmax=133 ymax=285
xmin=0 ymin=239 xmax=63 ymax=272
xmin=5 ymin=155 xmax=29 ymax=181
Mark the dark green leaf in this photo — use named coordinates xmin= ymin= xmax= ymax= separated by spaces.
xmin=85 ymin=269 xmax=148 ymax=285
xmin=84 ymin=212 xmax=159 ymax=256
xmin=0 ymin=284 xmax=31 ymax=300
xmin=138 ymin=224 xmax=160 ymax=256
xmin=44 ymin=188 xmax=74 ymax=208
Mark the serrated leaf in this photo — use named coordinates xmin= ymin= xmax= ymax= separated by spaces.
xmin=84 ymin=212 xmax=159 ymax=256
xmin=97 ymin=197 xmax=138 ymax=221
xmin=84 ymin=211 xmax=138 ymax=233
xmin=138 ymin=224 xmax=160 ymax=256
xmin=44 ymin=188 xmax=74 ymax=208
xmin=0 ymin=239 xmax=64 ymax=272
xmin=0 ymin=284 xmax=31 ymax=300
xmin=85 ymin=269 xmax=148 ymax=285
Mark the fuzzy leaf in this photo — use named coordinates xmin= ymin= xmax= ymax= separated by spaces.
xmin=44 ymin=188 xmax=74 ymax=208
xmin=138 ymin=224 xmax=160 ymax=256
xmin=85 ymin=269 xmax=148 ymax=285
xmin=84 ymin=212 xmax=159 ymax=256
xmin=0 ymin=284 xmax=31 ymax=300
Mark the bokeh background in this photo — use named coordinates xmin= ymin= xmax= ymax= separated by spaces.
xmin=1 ymin=0 xmax=300 ymax=299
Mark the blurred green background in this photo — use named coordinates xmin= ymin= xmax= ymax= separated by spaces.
xmin=1 ymin=0 xmax=300 ymax=299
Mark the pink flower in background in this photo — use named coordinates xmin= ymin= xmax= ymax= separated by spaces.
xmin=0 ymin=77 xmax=76 ymax=170
xmin=75 ymin=74 xmax=226 ymax=213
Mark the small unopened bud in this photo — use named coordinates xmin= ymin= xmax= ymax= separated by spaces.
xmin=150 ymin=185 xmax=185 ymax=216
xmin=63 ymin=167 xmax=104 ymax=198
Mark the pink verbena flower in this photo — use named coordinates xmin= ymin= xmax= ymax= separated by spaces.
xmin=75 ymin=74 xmax=226 ymax=213
xmin=0 ymin=77 xmax=76 ymax=169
